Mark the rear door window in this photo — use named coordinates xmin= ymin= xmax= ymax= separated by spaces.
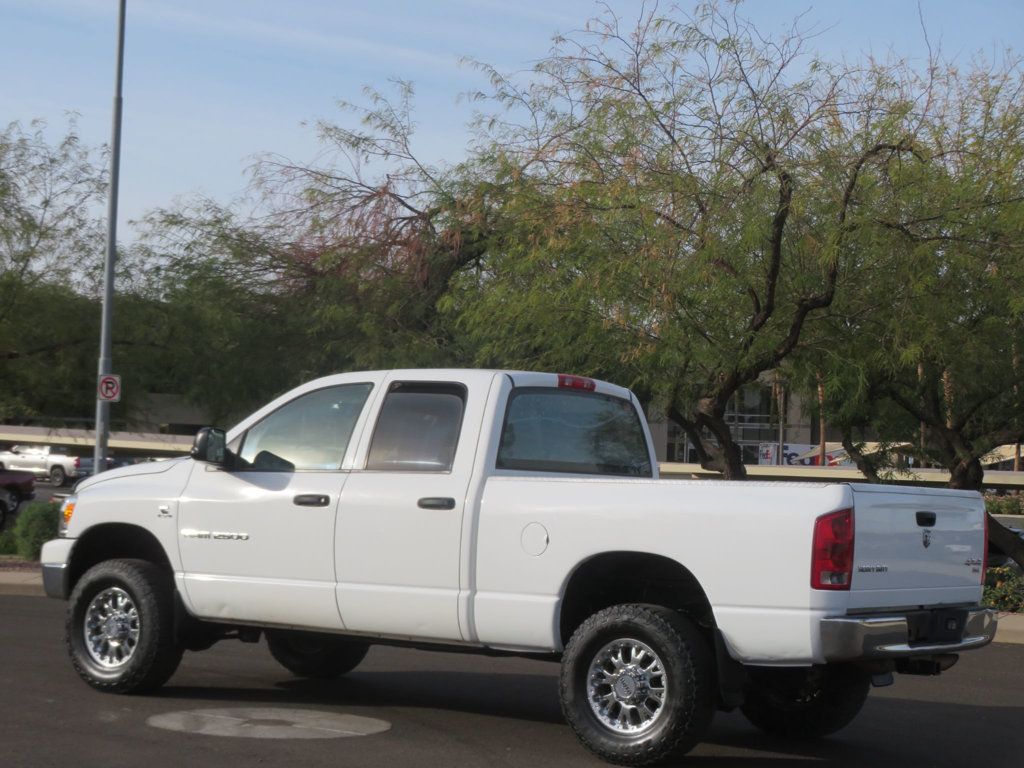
xmin=365 ymin=383 xmax=467 ymax=472
xmin=497 ymin=388 xmax=652 ymax=477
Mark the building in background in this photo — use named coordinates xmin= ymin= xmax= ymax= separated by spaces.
xmin=649 ymin=384 xmax=815 ymax=465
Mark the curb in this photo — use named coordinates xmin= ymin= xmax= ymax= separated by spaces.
xmin=995 ymin=612 xmax=1024 ymax=645
xmin=0 ymin=569 xmax=44 ymax=597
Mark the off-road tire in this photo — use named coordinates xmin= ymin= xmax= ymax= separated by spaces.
xmin=266 ymin=630 xmax=369 ymax=678
xmin=740 ymin=664 xmax=870 ymax=739
xmin=560 ymin=604 xmax=715 ymax=766
xmin=66 ymin=559 xmax=183 ymax=693
xmin=49 ymin=465 xmax=67 ymax=486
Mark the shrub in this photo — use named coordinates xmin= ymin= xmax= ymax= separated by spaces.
xmin=985 ymin=495 xmax=1024 ymax=516
xmin=984 ymin=567 xmax=1024 ymax=613
xmin=12 ymin=501 xmax=60 ymax=561
xmin=0 ymin=529 xmax=17 ymax=555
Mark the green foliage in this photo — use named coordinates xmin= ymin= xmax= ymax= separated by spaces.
xmin=0 ymin=281 xmax=100 ymax=423
xmin=11 ymin=501 xmax=59 ymax=560
xmin=984 ymin=567 xmax=1024 ymax=613
xmin=0 ymin=120 xmax=106 ymax=424
xmin=785 ymin=53 xmax=1024 ymax=488
xmin=986 ymin=496 xmax=1024 ymax=516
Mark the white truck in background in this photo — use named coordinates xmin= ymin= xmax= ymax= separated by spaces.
xmin=0 ymin=444 xmax=95 ymax=486
xmin=41 ymin=370 xmax=996 ymax=765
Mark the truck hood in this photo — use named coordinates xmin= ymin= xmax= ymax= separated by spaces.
xmin=74 ymin=457 xmax=188 ymax=491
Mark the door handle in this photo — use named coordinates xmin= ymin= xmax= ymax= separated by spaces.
xmin=293 ymin=494 xmax=330 ymax=507
xmin=916 ymin=511 xmax=937 ymax=527
xmin=418 ymin=497 xmax=456 ymax=510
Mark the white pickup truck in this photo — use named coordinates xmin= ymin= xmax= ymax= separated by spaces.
xmin=41 ymin=370 xmax=997 ymax=765
xmin=0 ymin=444 xmax=86 ymax=486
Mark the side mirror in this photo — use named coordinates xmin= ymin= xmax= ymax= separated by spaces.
xmin=191 ymin=427 xmax=228 ymax=466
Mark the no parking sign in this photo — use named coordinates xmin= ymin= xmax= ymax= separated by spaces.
xmin=98 ymin=374 xmax=122 ymax=402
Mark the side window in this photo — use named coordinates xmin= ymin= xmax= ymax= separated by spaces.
xmin=497 ymin=388 xmax=653 ymax=477
xmin=238 ymin=383 xmax=373 ymax=471
xmin=365 ymin=383 xmax=466 ymax=472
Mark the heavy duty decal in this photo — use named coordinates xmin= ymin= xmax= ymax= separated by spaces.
xmin=857 ymin=565 xmax=889 ymax=573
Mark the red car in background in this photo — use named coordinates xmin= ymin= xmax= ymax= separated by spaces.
xmin=0 ymin=469 xmax=35 ymax=529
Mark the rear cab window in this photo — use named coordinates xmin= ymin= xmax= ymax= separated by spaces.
xmin=496 ymin=387 xmax=653 ymax=477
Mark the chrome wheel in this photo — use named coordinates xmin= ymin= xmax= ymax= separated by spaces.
xmin=587 ymin=638 xmax=667 ymax=735
xmin=83 ymin=587 xmax=141 ymax=669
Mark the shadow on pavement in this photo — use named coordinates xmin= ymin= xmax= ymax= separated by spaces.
xmin=153 ymin=670 xmax=1024 ymax=767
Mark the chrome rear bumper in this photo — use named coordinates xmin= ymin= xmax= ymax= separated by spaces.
xmin=821 ymin=608 xmax=997 ymax=661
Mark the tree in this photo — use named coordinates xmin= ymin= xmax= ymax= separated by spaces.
xmin=248 ymin=81 xmax=495 ymax=372
xmin=125 ymin=203 xmax=323 ymax=424
xmin=0 ymin=120 xmax=105 ymax=422
xmin=790 ymin=55 xmax=1024 ymax=567
xmin=451 ymin=2 xmax=928 ymax=477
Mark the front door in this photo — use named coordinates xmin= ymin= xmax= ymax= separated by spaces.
xmin=178 ymin=382 xmax=375 ymax=629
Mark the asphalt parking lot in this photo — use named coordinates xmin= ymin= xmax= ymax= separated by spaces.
xmin=2 ymin=594 xmax=1022 ymax=768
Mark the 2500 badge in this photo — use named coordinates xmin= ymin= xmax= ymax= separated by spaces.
xmin=180 ymin=528 xmax=249 ymax=541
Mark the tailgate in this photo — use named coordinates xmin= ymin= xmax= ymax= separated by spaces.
xmin=848 ymin=484 xmax=985 ymax=610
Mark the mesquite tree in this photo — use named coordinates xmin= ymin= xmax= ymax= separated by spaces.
xmin=0 ymin=120 xmax=105 ymax=420
xmin=790 ymin=56 xmax=1024 ymax=566
xmin=452 ymin=3 xmax=928 ymax=477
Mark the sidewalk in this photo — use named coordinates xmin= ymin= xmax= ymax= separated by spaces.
xmin=0 ymin=567 xmax=47 ymax=597
xmin=999 ymin=613 xmax=1024 ymax=644
xmin=3 ymin=564 xmax=1024 ymax=644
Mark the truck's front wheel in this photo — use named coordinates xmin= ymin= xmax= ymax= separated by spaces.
xmin=66 ymin=559 xmax=183 ymax=693
xmin=740 ymin=664 xmax=870 ymax=739
xmin=266 ymin=631 xmax=369 ymax=678
xmin=560 ymin=604 xmax=715 ymax=766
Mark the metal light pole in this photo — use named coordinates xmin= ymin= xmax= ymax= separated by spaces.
xmin=94 ymin=0 xmax=127 ymax=468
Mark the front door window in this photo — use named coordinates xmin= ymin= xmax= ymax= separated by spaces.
xmin=238 ymin=383 xmax=373 ymax=471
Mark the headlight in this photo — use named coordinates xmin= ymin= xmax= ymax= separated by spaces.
xmin=58 ymin=495 xmax=77 ymax=537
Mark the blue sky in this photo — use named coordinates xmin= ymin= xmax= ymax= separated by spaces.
xmin=2 ymin=0 xmax=1022 ymax=232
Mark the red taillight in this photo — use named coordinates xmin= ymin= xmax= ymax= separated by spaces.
xmin=811 ymin=508 xmax=855 ymax=590
xmin=74 ymin=457 xmax=81 ymax=469
xmin=981 ymin=512 xmax=989 ymax=584
xmin=557 ymin=374 xmax=596 ymax=392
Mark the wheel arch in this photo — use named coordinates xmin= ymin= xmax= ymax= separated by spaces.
xmin=66 ymin=523 xmax=174 ymax=596
xmin=558 ymin=551 xmax=715 ymax=649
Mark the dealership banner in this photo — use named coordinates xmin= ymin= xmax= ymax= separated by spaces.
xmin=758 ymin=443 xmax=852 ymax=466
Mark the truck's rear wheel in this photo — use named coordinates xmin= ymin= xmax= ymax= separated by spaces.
xmin=740 ymin=664 xmax=870 ymax=739
xmin=559 ymin=604 xmax=715 ymax=766
xmin=50 ymin=465 xmax=66 ymax=486
xmin=66 ymin=559 xmax=183 ymax=693
xmin=266 ymin=630 xmax=369 ymax=678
